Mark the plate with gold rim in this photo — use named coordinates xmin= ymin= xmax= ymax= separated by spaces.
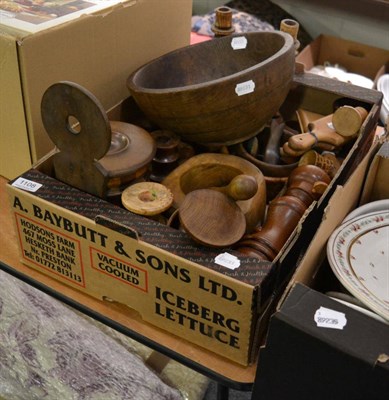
xmin=327 ymin=210 xmax=389 ymax=322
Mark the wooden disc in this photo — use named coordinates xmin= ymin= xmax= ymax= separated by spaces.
xmin=99 ymin=121 xmax=156 ymax=178
xmin=41 ymin=81 xmax=111 ymax=160
xmin=121 ymin=182 xmax=173 ymax=216
xmin=332 ymin=106 xmax=368 ymax=137
xmin=179 ymin=189 xmax=246 ymax=248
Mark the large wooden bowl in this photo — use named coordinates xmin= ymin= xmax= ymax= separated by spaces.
xmin=127 ymin=31 xmax=295 ymax=146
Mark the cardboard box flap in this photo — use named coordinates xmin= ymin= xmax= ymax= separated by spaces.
xmin=298 ymin=34 xmax=389 ymax=79
xmin=0 ymin=0 xmax=133 ymax=37
xmin=360 ymin=140 xmax=389 ymax=203
xmin=0 ymin=34 xmax=32 ymax=178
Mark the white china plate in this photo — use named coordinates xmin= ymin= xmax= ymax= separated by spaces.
xmin=377 ymin=74 xmax=389 ymax=124
xmin=343 ymin=199 xmax=389 ymax=223
xmin=329 ymin=297 xmax=388 ymax=324
xmin=327 ymin=210 xmax=389 ymax=322
xmin=345 ymin=73 xmax=374 ymax=89
xmin=377 ymin=74 xmax=389 ymax=98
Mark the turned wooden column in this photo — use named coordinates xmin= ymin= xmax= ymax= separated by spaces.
xmin=236 ymin=165 xmax=331 ymax=261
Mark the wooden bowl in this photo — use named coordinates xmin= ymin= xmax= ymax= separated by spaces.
xmin=162 ymin=153 xmax=266 ymax=232
xmin=127 ymin=31 xmax=295 ymax=146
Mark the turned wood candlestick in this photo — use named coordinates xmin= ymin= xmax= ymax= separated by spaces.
xmin=280 ymin=19 xmax=300 ymax=53
xmin=149 ymin=130 xmax=181 ymax=182
xmin=235 ymin=165 xmax=331 ymax=261
xmin=211 ymin=6 xmax=235 ymax=37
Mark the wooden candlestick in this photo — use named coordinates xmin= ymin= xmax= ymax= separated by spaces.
xmin=149 ymin=130 xmax=180 ymax=182
xmin=211 ymin=6 xmax=235 ymax=37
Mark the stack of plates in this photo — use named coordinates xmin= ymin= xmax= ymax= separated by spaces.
xmin=377 ymin=74 xmax=389 ymax=125
xmin=327 ymin=200 xmax=389 ymax=322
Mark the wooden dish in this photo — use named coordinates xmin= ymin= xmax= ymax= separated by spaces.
xmin=127 ymin=31 xmax=295 ymax=146
xmin=162 ymin=153 xmax=266 ymax=232
xmin=179 ymin=189 xmax=246 ymax=248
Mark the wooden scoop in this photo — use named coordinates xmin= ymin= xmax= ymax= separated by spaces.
xmin=179 ymin=189 xmax=246 ymax=248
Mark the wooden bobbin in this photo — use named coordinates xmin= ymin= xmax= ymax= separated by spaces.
xmin=121 ymin=182 xmax=173 ymax=216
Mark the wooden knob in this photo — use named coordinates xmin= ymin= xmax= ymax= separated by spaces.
xmin=286 ymin=164 xmax=331 ymax=206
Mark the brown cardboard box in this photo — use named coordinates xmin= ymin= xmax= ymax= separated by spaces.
xmin=5 ymin=72 xmax=383 ymax=366
xmin=0 ymin=0 xmax=192 ymax=179
xmin=297 ymin=34 xmax=389 ymax=81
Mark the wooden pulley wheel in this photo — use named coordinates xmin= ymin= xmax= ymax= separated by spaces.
xmin=121 ymin=182 xmax=173 ymax=216
xmin=178 ymin=189 xmax=246 ymax=248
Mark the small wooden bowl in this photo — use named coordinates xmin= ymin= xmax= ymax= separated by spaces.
xmin=127 ymin=31 xmax=295 ymax=146
xmin=162 ymin=153 xmax=266 ymax=232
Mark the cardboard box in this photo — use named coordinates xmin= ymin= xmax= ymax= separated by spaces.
xmin=0 ymin=0 xmax=192 ymax=179
xmin=253 ymin=283 xmax=389 ymax=400
xmin=253 ymin=138 xmax=389 ymax=399
xmin=5 ymin=73 xmax=383 ymax=366
xmin=297 ymin=34 xmax=389 ymax=81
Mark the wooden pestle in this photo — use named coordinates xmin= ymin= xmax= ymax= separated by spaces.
xmin=235 ymin=165 xmax=331 ymax=261
xmin=210 ymin=174 xmax=258 ymax=201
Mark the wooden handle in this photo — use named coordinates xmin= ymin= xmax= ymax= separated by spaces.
xmin=288 ymin=130 xmax=348 ymax=151
xmin=298 ymin=150 xmax=341 ymax=178
xmin=281 ymin=141 xmax=336 ymax=157
xmin=288 ymin=114 xmax=348 ymax=151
